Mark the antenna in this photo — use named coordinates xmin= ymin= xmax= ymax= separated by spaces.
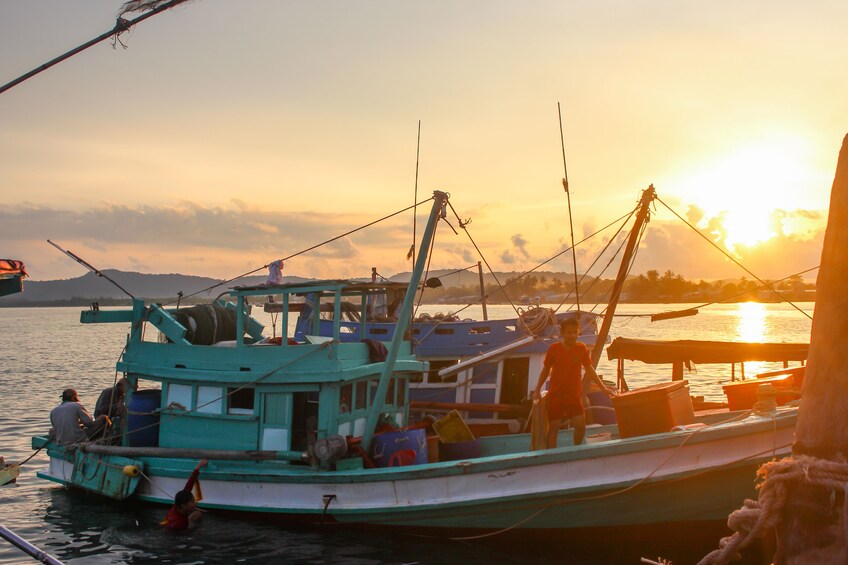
xmin=558 ymin=102 xmax=581 ymax=315
xmin=47 ymin=240 xmax=135 ymax=299
xmin=411 ymin=120 xmax=421 ymax=271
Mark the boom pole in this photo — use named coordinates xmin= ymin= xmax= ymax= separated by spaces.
xmin=591 ymin=185 xmax=656 ymax=367
xmin=0 ymin=0 xmax=191 ymax=96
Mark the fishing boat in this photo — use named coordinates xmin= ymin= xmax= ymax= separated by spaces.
xmin=282 ymin=280 xmax=605 ymax=431
xmin=31 ymin=189 xmax=801 ymax=536
xmin=0 ymin=259 xmax=27 ymax=297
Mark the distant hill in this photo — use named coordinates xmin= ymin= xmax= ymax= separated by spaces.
xmin=0 ymin=270 xmax=314 ymax=306
xmin=0 ymin=268 xmax=579 ymax=306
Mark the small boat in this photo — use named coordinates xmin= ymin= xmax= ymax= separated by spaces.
xmin=0 ymin=458 xmax=20 ymax=486
xmin=0 ymin=259 xmax=27 ymax=297
xmin=31 ymin=189 xmax=800 ymax=536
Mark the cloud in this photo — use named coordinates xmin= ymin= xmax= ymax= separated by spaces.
xmin=686 ymin=204 xmax=704 ymax=225
xmin=511 ymin=233 xmax=530 ymax=258
xmin=501 ymin=250 xmax=516 ymax=264
xmin=0 ymin=201 xmax=420 ymax=280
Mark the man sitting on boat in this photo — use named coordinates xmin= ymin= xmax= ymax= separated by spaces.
xmin=49 ymin=388 xmax=111 ymax=445
xmin=161 ymin=459 xmax=208 ymax=531
xmin=533 ymin=318 xmax=614 ymax=448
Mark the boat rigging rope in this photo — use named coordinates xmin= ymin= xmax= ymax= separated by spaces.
xmin=553 ymin=212 xmax=635 ymax=316
xmin=439 ymin=208 xmax=637 ymax=320
xmin=627 ymin=265 xmax=820 ymax=320
xmin=655 ymin=196 xmax=813 ymax=321
xmin=517 ymin=307 xmax=558 ymax=336
xmin=167 ymin=196 xmax=436 ymax=306
xmin=446 ymin=200 xmax=520 ymax=317
xmin=696 ymin=455 xmax=848 ymax=565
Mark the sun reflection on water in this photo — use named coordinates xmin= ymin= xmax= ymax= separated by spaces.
xmin=736 ymin=301 xmax=767 ymax=342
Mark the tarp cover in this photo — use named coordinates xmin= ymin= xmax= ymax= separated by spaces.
xmin=0 ymin=260 xmax=26 ymax=277
xmin=607 ymin=337 xmax=808 ymax=364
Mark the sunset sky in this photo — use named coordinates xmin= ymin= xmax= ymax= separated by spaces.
xmin=2 ymin=1 xmax=846 ymax=285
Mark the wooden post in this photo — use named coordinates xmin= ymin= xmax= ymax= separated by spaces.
xmin=477 ymin=261 xmax=488 ymax=321
xmin=671 ymin=362 xmax=684 ymax=381
xmin=775 ymin=134 xmax=848 ymax=562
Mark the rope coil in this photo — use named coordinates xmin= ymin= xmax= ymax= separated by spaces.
xmin=697 ymin=455 xmax=848 ymax=565
xmin=517 ymin=307 xmax=557 ymax=337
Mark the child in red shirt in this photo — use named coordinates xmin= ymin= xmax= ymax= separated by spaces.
xmin=533 ymin=318 xmax=614 ymax=447
xmin=162 ymin=459 xmax=208 ymax=531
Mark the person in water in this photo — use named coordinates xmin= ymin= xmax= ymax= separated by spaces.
xmin=532 ymin=317 xmax=614 ymax=448
xmin=49 ymin=388 xmax=111 ymax=445
xmin=162 ymin=459 xmax=208 ymax=531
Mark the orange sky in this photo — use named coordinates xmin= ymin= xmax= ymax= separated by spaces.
xmin=1 ymin=1 xmax=845 ymax=283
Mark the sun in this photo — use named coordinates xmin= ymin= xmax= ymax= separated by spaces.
xmin=722 ymin=208 xmax=775 ymax=250
xmin=666 ymin=133 xmax=815 ymax=254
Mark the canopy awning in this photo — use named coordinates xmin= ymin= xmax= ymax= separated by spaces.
xmin=606 ymin=337 xmax=808 ymax=364
xmin=0 ymin=259 xmax=26 ymax=277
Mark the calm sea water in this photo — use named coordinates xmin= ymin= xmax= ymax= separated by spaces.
xmin=0 ymin=303 xmax=813 ymax=564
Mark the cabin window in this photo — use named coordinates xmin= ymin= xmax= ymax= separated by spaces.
xmin=166 ymin=383 xmax=192 ymax=410
xmin=384 ymin=379 xmax=395 ymax=405
xmin=396 ymin=378 xmax=406 ymax=406
xmin=196 ymin=386 xmax=223 ymax=414
xmin=227 ymin=387 xmax=255 ymax=415
xmin=355 ymin=381 xmax=367 ymax=410
xmin=340 ymin=383 xmax=352 ymax=413
xmin=427 ymin=360 xmax=459 ymax=384
xmin=472 ymin=362 xmax=499 ymax=385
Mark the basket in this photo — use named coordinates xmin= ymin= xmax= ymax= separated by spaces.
xmin=432 ymin=410 xmax=475 ymax=443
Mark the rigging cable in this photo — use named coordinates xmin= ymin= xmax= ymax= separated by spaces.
xmin=621 ymin=265 xmax=820 ymax=319
xmin=558 ymin=102 xmax=582 ymax=314
xmin=446 ymin=200 xmax=520 ymax=316
xmin=551 ymin=204 xmax=638 ymax=315
xmin=168 ymin=196 xmax=436 ymax=305
xmin=0 ymin=0 xmax=192 ymax=96
xmin=655 ymin=196 xmax=813 ymax=321
xmin=450 ymin=207 xmax=637 ymax=318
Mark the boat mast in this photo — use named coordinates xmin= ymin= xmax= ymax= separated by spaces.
xmin=590 ymin=185 xmax=656 ymax=367
xmin=558 ymin=103 xmax=582 ymax=315
xmin=361 ymin=190 xmax=448 ymax=452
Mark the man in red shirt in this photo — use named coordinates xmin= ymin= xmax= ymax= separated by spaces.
xmin=162 ymin=459 xmax=208 ymax=531
xmin=533 ymin=318 xmax=614 ymax=448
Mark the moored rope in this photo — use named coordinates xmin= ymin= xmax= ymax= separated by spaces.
xmin=697 ymin=454 xmax=848 ymax=565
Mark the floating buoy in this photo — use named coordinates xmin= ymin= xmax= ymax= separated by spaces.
xmin=122 ymin=465 xmax=140 ymax=477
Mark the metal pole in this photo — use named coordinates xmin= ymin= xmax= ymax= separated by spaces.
xmin=0 ymin=524 xmax=64 ymax=565
xmin=477 ymin=261 xmax=488 ymax=321
xmin=591 ymin=185 xmax=656 ymax=368
xmin=362 ymin=191 xmax=448 ymax=452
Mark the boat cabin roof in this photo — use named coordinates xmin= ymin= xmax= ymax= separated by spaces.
xmin=232 ymin=279 xmax=409 ymax=299
xmin=607 ymin=337 xmax=809 ymax=364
